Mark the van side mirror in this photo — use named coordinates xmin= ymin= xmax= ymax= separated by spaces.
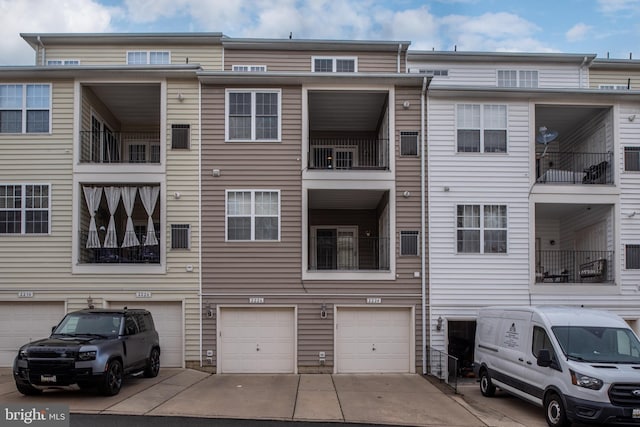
xmin=537 ymin=349 xmax=552 ymax=367
xmin=51 ymin=326 xmax=57 ymax=333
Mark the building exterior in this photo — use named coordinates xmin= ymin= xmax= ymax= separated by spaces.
xmin=199 ymin=38 xmax=429 ymax=373
xmin=0 ymin=33 xmax=223 ymax=368
xmin=408 ymin=50 xmax=640 ymax=378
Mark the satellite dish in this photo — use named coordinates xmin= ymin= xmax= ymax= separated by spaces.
xmin=536 ymin=126 xmax=558 ymax=156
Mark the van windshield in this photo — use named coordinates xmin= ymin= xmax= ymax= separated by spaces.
xmin=552 ymin=326 xmax=640 ymax=363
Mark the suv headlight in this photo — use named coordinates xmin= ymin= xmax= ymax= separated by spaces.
xmin=18 ymin=349 xmax=28 ymax=360
xmin=570 ymin=369 xmax=603 ymax=390
xmin=77 ymin=351 xmax=97 ymax=361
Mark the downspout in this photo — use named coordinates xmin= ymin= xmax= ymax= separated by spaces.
xmin=198 ymin=80 xmax=203 ymax=367
xmin=579 ymin=56 xmax=588 ymax=88
xmin=420 ymin=76 xmax=428 ymax=375
xmin=397 ymin=44 xmax=402 ymax=73
xmin=37 ymin=36 xmax=45 ymax=66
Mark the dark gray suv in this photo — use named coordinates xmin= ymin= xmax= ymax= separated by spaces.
xmin=13 ymin=308 xmax=160 ymax=396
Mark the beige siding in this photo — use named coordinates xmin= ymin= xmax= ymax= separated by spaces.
xmin=201 ymin=84 xmax=303 ymax=292
xmin=44 ymin=45 xmax=222 ymax=69
xmin=589 ymin=69 xmax=640 ymax=89
xmin=224 ymin=50 xmax=399 ymax=73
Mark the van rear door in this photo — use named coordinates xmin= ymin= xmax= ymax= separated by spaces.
xmin=491 ymin=311 xmax=531 ymax=392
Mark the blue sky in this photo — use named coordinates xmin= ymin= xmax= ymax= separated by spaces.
xmin=1 ymin=0 xmax=639 ymax=65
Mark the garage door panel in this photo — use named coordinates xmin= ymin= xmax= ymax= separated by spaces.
xmin=220 ymin=308 xmax=294 ymax=374
xmin=109 ymin=302 xmax=182 ymax=368
xmin=337 ymin=308 xmax=411 ymax=373
xmin=0 ymin=302 xmax=65 ymax=367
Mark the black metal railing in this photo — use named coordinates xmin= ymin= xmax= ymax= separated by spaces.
xmin=79 ymin=131 xmax=161 ymax=164
xmin=536 ymin=151 xmax=613 ymax=184
xmin=426 ymin=345 xmax=459 ymax=393
xmin=78 ymin=231 xmax=160 ymax=264
xmin=309 ymin=138 xmax=389 ymax=170
xmin=308 ymin=236 xmax=390 ymax=271
xmin=535 ymin=250 xmax=614 ymax=283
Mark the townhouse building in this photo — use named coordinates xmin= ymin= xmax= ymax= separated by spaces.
xmin=199 ymin=38 xmax=429 ymax=373
xmin=408 ymin=51 xmax=640 ymax=378
xmin=0 ymin=33 xmax=223 ymax=369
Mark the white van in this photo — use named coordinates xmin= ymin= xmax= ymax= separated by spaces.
xmin=474 ymin=306 xmax=640 ymax=426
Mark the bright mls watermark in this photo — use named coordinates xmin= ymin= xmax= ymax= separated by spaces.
xmin=1 ymin=404 xmax=68 ymax=427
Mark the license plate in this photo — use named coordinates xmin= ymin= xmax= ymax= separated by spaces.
xmin=633 ymin=408 xmax=640 ymax=419
xmin=40 ymin=374 xmax=56 ymax=383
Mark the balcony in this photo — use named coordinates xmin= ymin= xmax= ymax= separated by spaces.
xmin=309 ymin=138 xmax=389 ymax=170
xmin=309 ymin=235 xmax=389 ymax=271
xmin=78 ymin=231 xmax=160 ymax=264
xmin=535 ymin=250 xmax=613 ymax=284
xmin=536 ymin=151 xmax=613 ymax=184
xmin=79 ymin=131 xmax=160 ymax=164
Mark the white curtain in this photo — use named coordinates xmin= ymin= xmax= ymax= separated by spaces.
xmin=83 ymin=186 xmax=103 ymax=248
xmin=121 ymin=187 xmax=139 ymax=248
xmin=139 ymin=186 xmax=159 ymax=246
xmin=103 ymin=186 xmax=121 ymax=248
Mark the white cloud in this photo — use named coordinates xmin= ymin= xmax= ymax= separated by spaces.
xmin=0 ymin=0 xmax=116 ymax=65
xmin=566 ymin=23 xmax=592 ymax=42
xmin=597 ymin=0 xmax=640 ymax=13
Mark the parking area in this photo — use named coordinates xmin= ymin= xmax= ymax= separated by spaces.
xmin=0 ymin=367 xmax=585 ymax=426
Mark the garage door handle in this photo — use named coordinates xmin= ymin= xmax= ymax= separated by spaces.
xmin=256 ymin=344 xmax=260 ymax=352
xmin=372 ymin=344 xmax=376 ymax=351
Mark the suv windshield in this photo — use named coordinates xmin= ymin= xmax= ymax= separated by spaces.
xmin=53 ymin=313 xmax=122 ymax=338
xmin=552 ymin=326 xmax=640 ymax=363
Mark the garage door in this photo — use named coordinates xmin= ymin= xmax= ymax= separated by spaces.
xmin=109 ymin=301 xmax=183 ymax=367
xmin=0 ymin=302 xmax=65 ymax=366
xmin=219 ymin=307 xmax=295 ymax=373
xmin=336 ymin=307 xmax=412 ymax=373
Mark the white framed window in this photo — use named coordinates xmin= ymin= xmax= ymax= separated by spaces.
xmin=497 ymin=70 xmax=538 ymax=88
xmin=0 ymin=184 xmax=50 ymax=234
xmin=400 ymin=131 xmax=419 ymax=156
xmin=171 ymin=224 xmax=191 ymax=249
xmin=409 ymin=68 xmax=448 ymax=76
xmin=46 ymin=59 xmax=80 ymax=66
xmin=599 ymin=84 xmax=628 ymax=90
xmin=457 ymin=204 xmax=507 ymax=254
xmin=400 ymin=231 xmax=419 ymax=256
xmin=456 ymin=104 xmax=507 ymax=153
xmin=226 ymin=190 xmax=280 ymax=241
xmin=126 ymin=51 xmax=170 ymax=65
xmin=232 ymin=65 xmax=267 ymax=72
xmin=0 ymin=84 xmax=51 ymax=134
xmin=312 ymin=56 xmax=357 ymax=72
xmin=225 ymin=89 xmax=281 ymax=142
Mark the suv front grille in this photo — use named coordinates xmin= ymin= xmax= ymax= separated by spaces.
xmin=609 ymin=384 xmax=640 ymax=406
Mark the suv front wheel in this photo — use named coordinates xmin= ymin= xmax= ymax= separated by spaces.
xmin=99 ymin=359 xmax=123 ymax=396
xmin=144 ymin=347 xmax=160 ymax=378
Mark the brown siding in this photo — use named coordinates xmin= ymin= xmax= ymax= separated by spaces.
xmin=201 ymin=84 xmax=303 ymax=293
xmin=224 ymin=49 xmax=399 ymax=73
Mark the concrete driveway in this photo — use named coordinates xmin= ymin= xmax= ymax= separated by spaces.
xmin=0 ymin=367 xmax=519 ymax=426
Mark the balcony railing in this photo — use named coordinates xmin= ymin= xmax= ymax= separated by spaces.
xmin=79 ymin=131 xmax=161 ymax=164
xmin=309 ymin=236 xmax=390 ymax=271
xmin=535 ymin=250 xmax=613 ymax=283
xmin=78 ymin=231 xmax=160 ymax=264
xmin=309 ymin=138 xmax=389 ymax=170
xmin=536 ymin=152 xmax=613 ymax=184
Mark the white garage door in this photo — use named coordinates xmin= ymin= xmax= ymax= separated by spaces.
xmin=336 ymin=307 xmax=412 ymax=373
xmin=0 ymin=302 xmax=65 ymax=366
xmin=109 ymin=301 xmax=183 ymax=367
xmin=219 ymin=307 xmax=295 ymax=373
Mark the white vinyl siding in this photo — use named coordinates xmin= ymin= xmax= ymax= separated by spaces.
xmin=0 ymin=84 xmax=51 ymax=134
xmin=226 ymin=190 xmax=280 ymax=241
xmin=225 ymin=89 xmax=281 ymax=142
xmin=456 ymin=104 xmax=507 ymax=153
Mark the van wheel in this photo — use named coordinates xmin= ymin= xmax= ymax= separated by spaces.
xmin=144 ymin=347 xmax=160 ymax=378
xmin=99 ymin=359 xmax=123 ymax=396
xmin=479 ymin=369 xmax=496 ymax=397
xmin=545 ymin=392 xmax=570 ymax=427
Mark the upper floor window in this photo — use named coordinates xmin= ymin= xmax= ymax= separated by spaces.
xmin=0 ymin=184 xmax=50 ymax=234
xmin=457 ymin=104 xmax=507 ymax=153
xmin=46 ymin=59 xmax=80 ymax=66
xmin=232 ymin=65 xmax=267 ymax=72
xmin=625 ymin=147 xmax=640 ymax=171
xmin=599 ymin=84 xmax=628 ymax=90
xmin=409 ymin=68 xmax=448 ymax=76
xmin=226 ymin=190 xmax=280 ymax=241
xmin=312 ymin=57 xmax=357 ymax=72
xmin=226 ymin=89 xmax=281 ymax=142
xmin=0 ymin=84 xmax=51 ymax=134
xmin=497 ymin=70 xmax=538 ymax=88
xmin=127 ymin=51 xmax=170 ymax=65
xmin=457 ymin=204 xmax=507 ymax=254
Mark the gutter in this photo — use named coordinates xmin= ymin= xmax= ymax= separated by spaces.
xmin=420 ymin=76 xmax=429 ymax=375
